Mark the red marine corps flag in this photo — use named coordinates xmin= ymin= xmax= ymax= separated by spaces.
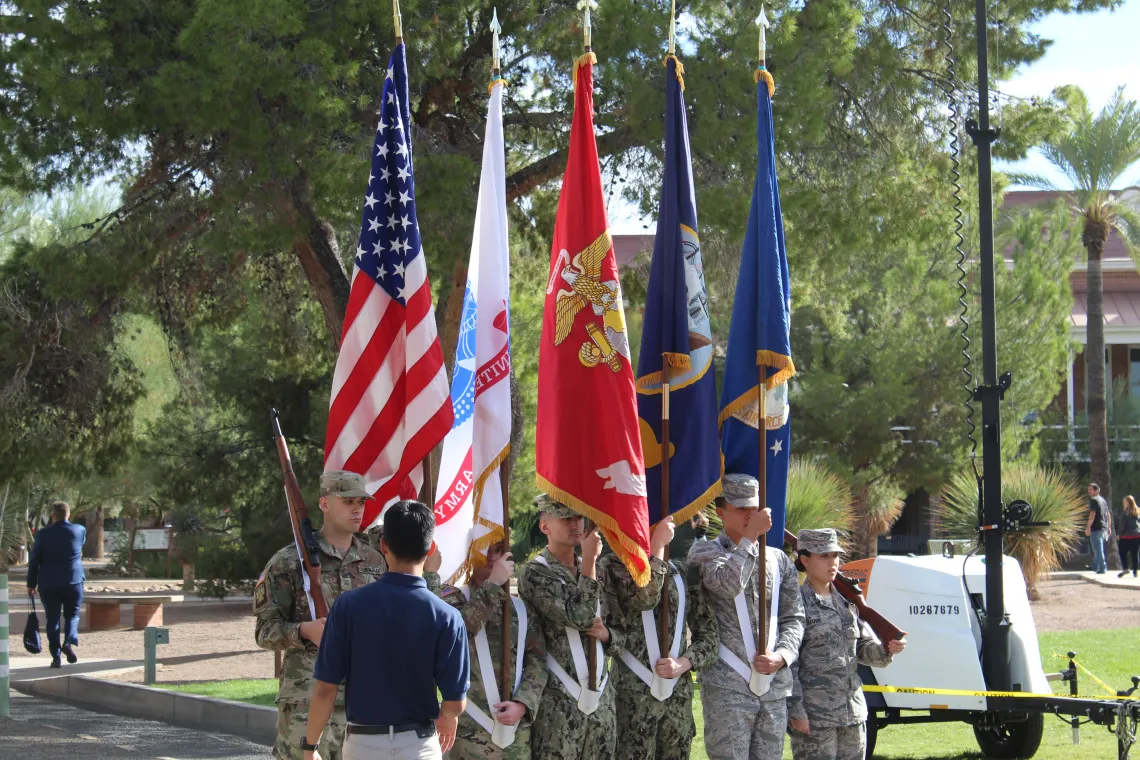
xmin=536 ymin=52 xmax=651 ymax=586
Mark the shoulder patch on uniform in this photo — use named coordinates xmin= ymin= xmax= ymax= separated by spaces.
xmin=440 ymin=586 xmax=460 ymax=598
xmin=253 ymin=577 xmax=269 ymax=608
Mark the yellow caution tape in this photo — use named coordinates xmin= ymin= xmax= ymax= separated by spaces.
xmin=863 ymin=684 xmax=1138 ymax=702
xmin=1052 ymin=653 xmax=1119 ymax=697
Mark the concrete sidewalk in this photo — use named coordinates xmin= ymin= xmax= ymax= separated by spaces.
xmin=0 ymin=691 xmax=270 ymax=759
xmin=1052 ymin=569 xmax=1140 ymax=590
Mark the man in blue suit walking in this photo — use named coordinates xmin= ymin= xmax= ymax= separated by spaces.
xmin=27 ymin=500 xmax=87 ymax=668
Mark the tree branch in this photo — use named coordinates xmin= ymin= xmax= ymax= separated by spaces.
xmin=505 ymin=125 xmax=638 ymax=202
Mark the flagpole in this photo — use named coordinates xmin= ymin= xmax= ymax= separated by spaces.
xmin=499 ymin=459 xmax=513 ymax=703
xmin=392 ymin=0 xmax=403 ymax=43
xmin=754 ymin=6 xmax=771 ymax=662
xmin=756 ymin=371 xmax=767 ymax=656
xmin=658 ymin=362 xmax=672 ymax=653
xmin=577 ymin=0 xmax=600 ymax=691
xmin=488 ymin=7 xmax=514 ymax=706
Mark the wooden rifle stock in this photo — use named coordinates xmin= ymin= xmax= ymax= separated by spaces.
xmin=783 ymin=529 xmax=905 ymax=644
xmin=271 ymin=409 xmax=329 ymax=620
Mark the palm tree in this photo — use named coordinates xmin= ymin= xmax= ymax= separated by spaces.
xmin=1013 ymin=86 xmax=1140 ymax=560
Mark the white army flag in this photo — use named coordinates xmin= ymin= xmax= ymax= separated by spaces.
xmin=433 ymin=78 xmax=513 ymax=583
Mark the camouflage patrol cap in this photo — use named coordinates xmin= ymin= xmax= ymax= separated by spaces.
xmin=721 ymin=473 xmax=760 ymax=508
xmin=320 ymin=470 xmax=374 ymax=500
xmin=534 ymin=493 xmax=578 ymax=519
xmin=797 ymin=528 xmax=845 ymax=555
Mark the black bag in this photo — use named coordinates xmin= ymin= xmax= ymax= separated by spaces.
xmin=24 ymin=595 xmax=42 ymax=655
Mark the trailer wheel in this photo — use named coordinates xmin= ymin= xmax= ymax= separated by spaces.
xmin=865 ymin=714 xmax=879 ymax=759
xmin=973 ymin=713 xmax=1044 ymax=759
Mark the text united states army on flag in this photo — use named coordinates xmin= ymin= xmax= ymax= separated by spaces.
xmin=324 ymin=44 xmax=453 ymax=528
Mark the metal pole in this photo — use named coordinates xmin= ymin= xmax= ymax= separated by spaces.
xmin=756 ymin=373 xmax=767 ymax=654
xmin=658 ymin=364 xmax=672 ymax=653
xmin=1 ymin=575 xmax=10 ymax=717
xmin=970 ymin=0 xmax=1011 ymax=693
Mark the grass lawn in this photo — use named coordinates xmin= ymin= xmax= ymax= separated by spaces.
xmin=160 ymin=629 xmax=1136 ymax=759
xmin=156 ymin=679 xmax=279 ymax=708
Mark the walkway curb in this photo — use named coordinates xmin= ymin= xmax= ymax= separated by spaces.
xmin=1050 ymin=570 xmax=1140 ymax=590
xmin=13 ymin=675 xmax=275 ymax=745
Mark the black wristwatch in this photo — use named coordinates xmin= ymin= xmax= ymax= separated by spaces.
xmin=299 ymin=737 xmax=319 ymax=751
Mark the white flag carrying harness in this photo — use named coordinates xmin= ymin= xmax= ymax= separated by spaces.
xmin=458 ymin=586 xmax=528 ymax=748
xmin=618 ymin=566 xmax=686 ymax=701
xmin=533 ymin=555 xmax=608 ymax=714
xmin=718 ymin=549 xmax=781 ymax=696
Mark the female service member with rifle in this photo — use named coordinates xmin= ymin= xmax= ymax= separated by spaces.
xmin=786 ymin=529 xmax=907 ymax=760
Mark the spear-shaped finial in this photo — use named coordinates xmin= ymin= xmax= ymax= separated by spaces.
xmin=393 ymin=0 xmax=403 ymax=41
xmin=668 ymin=0 xmax=677 ymax=55
xmin=577 ymin=0 xmax=599 ymax=51
xmin=491 ymin=7 xmax=502 ymax=74
xmin=756 ymin=5 xmax=770 ymax=67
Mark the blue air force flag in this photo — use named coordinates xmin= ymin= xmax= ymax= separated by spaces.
xmin=719 ymin=72 xmax=795 ymax=549
xmin=636 ymin=56 xmax=722 ymax=526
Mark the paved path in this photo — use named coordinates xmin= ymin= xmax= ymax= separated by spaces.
xmin=0 ymin=691 xmax=271 ymax=759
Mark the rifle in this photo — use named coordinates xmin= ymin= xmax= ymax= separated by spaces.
xmin=783 ymin=529 xmax=906 ymax=644
xmin=271 ymin=408 xmax=329 ymax=620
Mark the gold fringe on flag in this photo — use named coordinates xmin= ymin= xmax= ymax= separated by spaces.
xmin=573 ymin=52 xmax=598 ymax=95
xmin=754 ymin=68 xmax=775 ymax=97
xmin=668 ymin=477 xmax=722 ymax=527
xmin=663 ymin=54 xmax=686 ymax=91
xmin=536 ymin=474 xmax=651 ymax=587
xmin=756 ymin=351 xmax=795 ymax=389
xmin=635 ymin=352 xmax=693 ymax=390
xmin=487 ymin=77 xmax=510 ymax=94
xmin=445 ymin=443 xmax=512 ymax=585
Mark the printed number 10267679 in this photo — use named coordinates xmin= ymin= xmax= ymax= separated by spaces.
xmin=908 ymin=604 xmax=960 ymax=615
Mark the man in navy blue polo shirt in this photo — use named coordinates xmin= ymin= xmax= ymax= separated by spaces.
xmin=303 ymin=500 xmax=469 ymax=760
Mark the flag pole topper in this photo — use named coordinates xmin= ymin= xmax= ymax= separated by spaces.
xmin=491 ymin=8 xmax=502 ymax=73
xmin=668 ymin=0 xmax=677 ymax=56
xmin=754 ymin=6 xmax=774 ymax=94
xmin=392 ymin=0 xmax=403 ymax=41
xmin=756 ymin=5 xmax=770 ymax=68
xmin=577 ymin=0 xmax=599 ymax=51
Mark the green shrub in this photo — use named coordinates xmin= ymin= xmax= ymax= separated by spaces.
xmin=937 ymin=463 xmax=1085 ymax=597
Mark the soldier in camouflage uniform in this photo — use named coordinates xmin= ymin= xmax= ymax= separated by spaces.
xmin=598 ymin=517 xmax=720 ymax=760
xmin=440 ymin=542 xmax=548 ymax=760
xmin=255 ymin=471 xmax=443 ymax=760
xmin=788 ymin=529 xmax=905 ymax=760
xmin=687 ymin=474 xmax=805 ymax=760
xmin=518 ymin=496 xmax=622 ymax=760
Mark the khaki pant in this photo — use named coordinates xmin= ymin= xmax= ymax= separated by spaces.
xmin=344 ymin=730 xmax=442 ymax=760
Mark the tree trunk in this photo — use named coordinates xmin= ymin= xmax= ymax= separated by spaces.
xmin=1084 ymin=217 xmax=1117 ymax=569
xmin=126 ymin=517 xmax=138 ymax=576
xmin=437 ymin=259 xmax=470 ymax=377
xmin=850 ymin=487 xmax=878 ymax=560
xmin=286 ymin=177 xmax=351 ymax=345
xmin=85 ymin=504 xmax=105 ymax=560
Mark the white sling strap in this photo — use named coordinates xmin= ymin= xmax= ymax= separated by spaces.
xmin=618 ymin=566 xmax=686 ymax=701
xmin=458 ymin=585 xmax=528 ymax=747
xmin=718 ymin=548 xmax=781 ymax=696
xmin=533 ymin=555 xmax=608 ymax=713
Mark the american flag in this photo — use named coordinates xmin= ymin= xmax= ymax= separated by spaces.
xmin=324 ymin=44 xmax=453 ymax=528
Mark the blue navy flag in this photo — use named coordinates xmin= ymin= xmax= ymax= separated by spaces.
xmin=636 ymin=57 xmax=721 ymax=526
xmin=719 ymin=72 xmax=795 ymax=549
